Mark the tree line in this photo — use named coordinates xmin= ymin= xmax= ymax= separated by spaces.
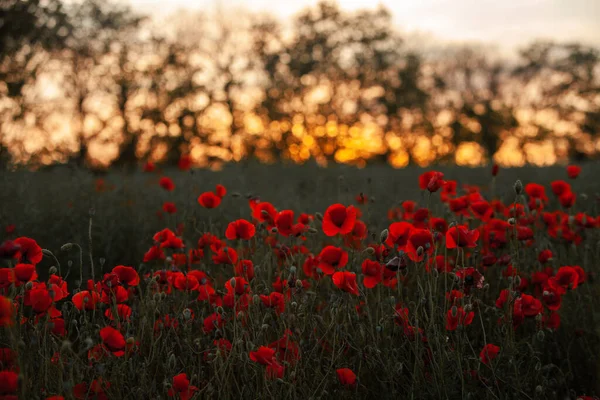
xmin=1 ymin=0 xmax=599 ymax=169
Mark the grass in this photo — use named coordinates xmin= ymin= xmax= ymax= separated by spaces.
xmin=0 ymin=161 xmax=599 ymax=399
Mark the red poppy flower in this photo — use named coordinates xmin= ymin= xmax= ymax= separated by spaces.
xmin=215 ymin=184 xmax=227 ymax=198
xmin=491 ymin=163 xmax=499 ymax=176
xmin=0 ymin=240 xmax=20 ymax=259
xmin=72 ymin=291 xmax=101 ymax=311
xmin=361 ymin=259 xmax=383 ymax=288
xmin=548 ymin=266 xmax=579 ymax=294
xmin=525 ymin=183 xmax=548 ymax=202
xmin=405 ymin=229 xmax=434 ymax=262
xmin=336 ymin=368 xmax=357 ymax=386
xmin=385 ymin=221 xmax=413 ymax=249
xmin=430 ymin=218 xmax=448 ymax=234
xmin=173 ymin=274 xmax=199 ymax=291
xmin=0 ymin=296 xmax=15 ymax=327
xmin=322 ymin=204 xmax=357 ymax=236
xmin=100 ymin=326 xmax=126 ymax=357
xmin=559 ymin=191 xmax=575 ymax=208
xmin=251 ymin=201 xmax=278 ymax=225
xmin=13 ymin=237 xmax=42 ymax=265
xmin=162 ymin=202 xmax=177 ymax=214
xmin=419 ymin=171 xmax=445 ymax=192
xmin=177 ymin=154 xmax=192 ymax=171
xmin=355 ymin=193 xmax=368 ymax=205
xmin=143 ymin=161 xmax=155 ymax=172
xmin=550 ymin=180 xmax=571 ymax=197
xmin=538 ymin=250 xmax=553 ymax=264
xmin=566 ymin=165 xmax=581 ymax=179
xmin=104 ymin=304 xmax=132 ymax=321
xmin=260 ymin=292 xmax=286 ymax=314
xmin=159 ymin=176 xmax=175 ymax=191
xmin=274 ymin=210 xmax=295 ymax=236
xmin=198 ymin=192 xmax=221 ymax=209
xmin=446 ymin=225 xmax=479 ymax=248
xmin=143 ymin=246 xmax=165 ymax=262
xmin=0 ymin=370 xmax=18 ymax=395
xmin=28 ymin=285 xmax=53 ymax=314
xmin=235 ymin=260 xmax=255 ymax=281
xmin=250 ymin=346 xmax=277 ymax=366
xmin=112 ymin=266 xmax=140 ymax=286
xmin=225 ymin=219 xmax=256 ymax=241
xmin=14 ymin=263 xmax=37 ymax=284
xmin=203 ymin=312 xmax=224 ymax=333
xmin=317 ymin=246 xmax=348 ymax=275
xmin=479 ymin=344 xmax=500 ymax=365
xmin=516 ymin=293 xmax=542 ymax=317
xmin=445 ymin=306 xmax=474 ymax=331
xmin=212 ymin=247 xmax=238 ymax=265
xmin=470 ymin=201 xmax=493 ymax=221
xmin=332 ymin=271 xmax=359 ymax=296
xmin=160 ymin=235 xmax=184 ymax=249
xmin=168 ymin=373 xmax=198 ymax=400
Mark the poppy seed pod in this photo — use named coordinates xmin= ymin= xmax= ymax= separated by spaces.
xmin=61 ymin=340 xmax=72 ymax=352
xmin=49 ymin=266 xmax=57 ymax=275
xmin=270 ymin=227 xmax=278 ymax=234
xmin=183 ymin=308 xmax=192 ymax=320
xmin=508 ymin=218 xmax=516 ymax=225
xmin=289 ymin=266 xmax=297 ymax=275
xmin=536 ymin=330 xmax=545 ymax=341
xmin=514 ymin=180 xmax=523 ymax=195
xmin=126 ymin=337 xmax=135 ymax=345
xmin=315 ymin=212 xmax=323 ymax=221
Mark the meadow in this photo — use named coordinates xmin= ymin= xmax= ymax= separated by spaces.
xmin=0 ymin=162 xmax=599 ymax=399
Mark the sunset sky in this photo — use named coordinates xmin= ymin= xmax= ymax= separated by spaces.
xmin=125 ymin=0 xmax=600 ymax=51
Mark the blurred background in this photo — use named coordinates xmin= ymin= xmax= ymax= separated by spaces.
xmin=1 ymin=0 xmax=599 ymax=170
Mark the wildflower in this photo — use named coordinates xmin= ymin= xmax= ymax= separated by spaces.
xmin=332 ymin=271 xmax=360 ymax=296
xmin=361 ymin=260 xmax=383 ymax=288
xmin=13 ymin=237 xmax=43 ymax=265
xmin=177 ymin=155 xmax=192 ymax=171
xmin=215 ymin=184 xmax=227 ymax=198
xmin=168 ymin=373 xmax=198 ymax=400
xmin=317 ymin=246 xmax=348 ymax=275
xmin=260 ymin=292 xmax=286 ymax=314
xmin=405 ymin=229 xmax=433 ymax=262
xmin=143 ymin=161 xmax=155 ymax=172
xmin=322 ymin=204 xmax=357 ymax=236
xmin=198 ymin=192 xmax=222 ymax=209
xmin=479 ymin=344 xmax=500 ymax=365
xmin=336 ymin=368 xmax=357 ymax=386
xmin=566 ymin=165 xmax=581 ymax=179
xmin=100 ymin=326 xmax=126 ymax=357
xmin=112 ymin=265 xmax=140 ymax=286
xmin=419 ymin=171 xmax=445 ymax=193
xmin=446 ymin=225 xmax=479 ymax=249
xmin=159 ymin=176 xmax=175 ymax=191
xmin=250 ymin=346 xmax=276 ymax=366
xmin=162 ymin=202 xmax=177 ymax=214
xmin=0 ymin=297 xmax=15 ymax=327
xmin=0 ymin=370 xmax=18 ymax=396
xmin=225 ymin=219 xmax=256 ymax=241
xmin=445 ymin=306 xmax=474 ymax=331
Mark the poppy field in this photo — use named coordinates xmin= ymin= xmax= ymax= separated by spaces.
xmin=0 ymin=162 xmax=599 ymax=399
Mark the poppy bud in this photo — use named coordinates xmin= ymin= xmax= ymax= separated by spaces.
xmin=61 ymin=340 xmax=72 ymax=352
xmin=229 ymin=278 xmax=236 ymax=288
xmin=217 ymin=306 xmax=224 ymax=315
xmin=464 ymin=303 xmax=472 ymax=312
xmin=513 ymin=180 xmax=523 ymax=195
xmin=536 ymin=330 xmax=545 ymax=341
xmin=451 ymin=306 xmax=458 ymax=317
xmin=61 ymin=243 xmax=73 ymax=251
xmin=183 ymin=308 xmax=192 ymax=320
xmin=168 ymin=353 xmax=177 ymax=369
xmin=253 ymin=295 xmax=261 ymax=305
xmin=126 ymin=337 xmax=135 ymax=345
xmin=25 ymin=281 xmax=33 ymax=290
xmin=261 ymin=324 xmax=269 ymax=331
xmin=232 ymin=192 xmax=241 ymax=198
xmin=370 ymin=196 xmax=376 ymax=203
xmin=295 ymin=279 xmax=303 ymax=289
xmin=380 ymin=229 xmax=389 ymax=243
xmin=83 ymin=337 xmax=93 ymax=349
xmin=308 ymin=227 xmax=318 ymax=234
xmin=508 ymin=218 xmax=516 ymax=225
xmin=535 ymin=386 xmax=543 ymax=394
xmin=289 ymin=266 xmax=297 ymax=275
xmin=483 ymin=284 xmax=490 ymax=291
xmin=290 ymin=301 xmax=298 ymax=309
xmin=363 ymin=247 xmax=375 ymax=255
xmin=315 ymin=212 xmax=323 ymax=221
xmin=49 ymin=266 xmax=57 ymax=275
xmin=270 ymin=227 xmax=278 ymax=234
xmin=417 ymin=246 xmax=424 ymax=257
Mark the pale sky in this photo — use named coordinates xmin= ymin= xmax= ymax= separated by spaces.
xmin=124 ymin=0 xmax=600 ymax=52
